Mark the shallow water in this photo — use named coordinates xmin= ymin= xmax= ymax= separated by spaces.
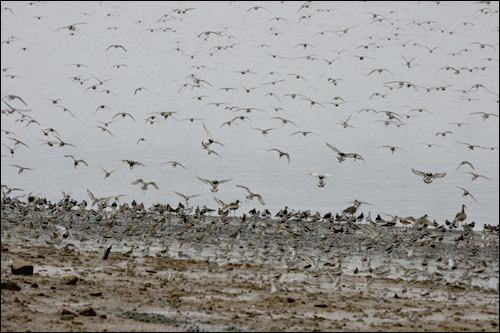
xmin=1 ymin=1 xmax=498 ymax=230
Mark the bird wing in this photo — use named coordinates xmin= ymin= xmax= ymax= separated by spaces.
xmin=433 ymin=172 xmax=446 ymax=179
xmin=236 ymin=185 xmax=251 ymax=193
xmin=411 ymin=168 xmax=425 ymax=177
xmin=131 ymin=179 xmax=144 ymax=185
xmin=326 ymin=142 xmax=341 ymax=154
xmin=213 ymin=197 xmax=225 ymax=207
xmin=219 ymin=178 xmax=233 ymax=185
xmin=174 ymin=191 xmax=186 ymax=199
xmin=310 ymin=173 xmax=319 ymax=177
xmin=197 ymin=176 xmax=212 ymax=185
xmin=256 ymin=194 xmax=266 ymax=205
xmin=203 ymin=123 xmax=210 ymax=137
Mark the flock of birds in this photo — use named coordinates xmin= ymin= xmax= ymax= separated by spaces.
xmin=1 ymin=1 xmax=499 ymax=231
xmin=0 ymin=5 xmax=499 ymax=326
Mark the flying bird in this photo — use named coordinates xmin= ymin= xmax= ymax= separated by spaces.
xmin=197 ymin=177 xmax=233 ymax=193
xmin=106 ymin=44 xmax=127 ymax=52
xmin=236 ymin=185 xmax=266 ymax=205
xmin=411 ymin=168 xmax=446 ymax=183
xmin=268 ymin=148 xmax=291 ymax=163
xmin=310 ymin=173 xmax=333 ymax=187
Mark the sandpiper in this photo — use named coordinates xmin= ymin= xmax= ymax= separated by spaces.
xmin=464 ymin=172 xmax=490 ymax=181
xmin=9 ymin=164 xmax=35 ymax=175
xmin=309 ymin=173 xmax=333 ymax=187
xmin=456 ymin=161 xmax=475 ymax=171
xmin=174 ymin=191 xmax=200 ymax=205
xmin=411 ymin=168 xmax=446 ymax=183
xmin=379 ymin=145 xmax=406 ymax=154
xmin=455 ymin=186 xmax=478 ymax=203
xmin=213 ymin=197 xmax=241 ymax=215
xmin=131 ymin=179 xmax=159 ymax=192
xmin=160 ymin=161 xmax=188 ymax=170
xmin=197 ymin=177 xmax=233 ymax=193
xmin=453 ymin=204 xmax=467 ymax=227
xmin=326 ymin=142 xmax=346 ymax=163
xmin=268 ymin=148 xmax=291 ymax=163
xmin=236 ymin=185 xmax=265 ymax=205
xmin=120 ymin=159 xmax=145 ymax=170
xmin=202 ymin=124 xmax=225 ymax=148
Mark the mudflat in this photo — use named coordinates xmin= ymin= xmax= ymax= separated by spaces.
xmin=1 ymin=199 xmax=499 ymax=332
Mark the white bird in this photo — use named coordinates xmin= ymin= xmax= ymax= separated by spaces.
xmin=309 ymin=173 xmax=333 ymax=187
xmin=197 ymin=177 xmax=233 ymax=193
xmin=411 ymin=168 xmax=446 ymax=183
xmin=202 ymin=124 xmax=225 ymax=148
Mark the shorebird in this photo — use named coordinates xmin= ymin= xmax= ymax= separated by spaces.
xmin=436 ymin=131 xmax=452 ymax=137
xmin=64 ymin=155 xmax=88 ymax=169
xmin=326 ymin=143 xmax=347 ymax=163
xmin=470 ymin=112 xmax=498 ymax=121
xmin=1 ymin=185 xmax=23 ymax=196
xmin=411 ymin=168 xmax=446 ymax=183
xmin=53 ymin=105 xmax=76 ymax=118
xmin=112 ymin=112 xmax=136 ymax=121
xmin=464 ymin=172 xmax=490 ymax=181
xmin=253 ymin=128 xmax=277 ymax=135
xmin=174 ymin=191 xmax=200 ymax=205
xmin=213 ymin=197 xmax=240 ymax=215
xmin=346 ymin=152 xmax=366 ymax=163
xmin=94 ymin=125 xmax=114 ymax=137
xmin=98 ymin=166 xmax=118 ymax=179
xmin=456 ymin=161 xmax=475 ymax=171
xmin=203 ymin=148 xmax=222 ymax=158
xmin=160 ymin=161 xmax=188 ymax=170
xmin=343 ymin=200 xmax=370 ymax=218
xmin=6 ymin=137 xmax=29 ymax=148
xmin=291 ymin=130 xmax=317 ymax=137
xmin=9 ymin=164 xmax=35 ymax=175
xmin=367 ymin=68 xmax=394 ymax=76
xmin=236 ymin=185 xmax=265 ymax=205
xmin=131 ymin=179 xmax=159 ymax=192
xmin=309 ymin=173 xmax=333 ymax=187
xmin=453 ymin=204 xmax=467 ymax=227
xmin=421 ymin=143 xmax=441 ymax=148
xmin=336 ymin=115 xmax=355 ymax=129
xmin=268 ymin=148 xmax=291 ymax=163
xmin=197 ymin=177 xmax=233 ymax=193
xmin=271 ymin=117 xmax=299 ymax=127
xmin=379 ymin=145 xmax=406 ymax=154
xmin=456 ymin=142 xmax=488 ymax=150
xmin=120 ymin=159 xmax=145 ymax=170
xmin=106 ymin=44 xmax=127 ymax=52
xmin=455 ymin=186 xmax=478 ymax=203
xmin=202 ymin=124 xmax=225 ymax=148
xmin=2 ymin=144 xmax=18 ymax=157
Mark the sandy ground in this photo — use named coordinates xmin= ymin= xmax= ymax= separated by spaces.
xmin=1 ymin=199 xmax=499 ymax=332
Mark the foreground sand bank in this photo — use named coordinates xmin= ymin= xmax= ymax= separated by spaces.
xmin=1 ymin=199 xmax=499 ymax=332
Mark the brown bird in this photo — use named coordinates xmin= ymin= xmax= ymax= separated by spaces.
xmin=236 ymin=185 xmax=266 ymax=205
xmin=9 ymin=164 xmax=35 ymax=175
xmin=455 ymin=186 xmax=478 ymax=203
xmin=64 ymin=155 xmax=88 ymax=169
